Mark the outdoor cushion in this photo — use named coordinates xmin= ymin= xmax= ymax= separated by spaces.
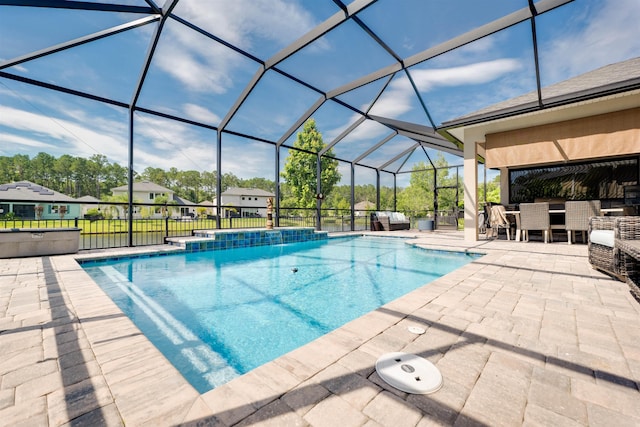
xmin=590 ymin=229 xmax=614 ymax=247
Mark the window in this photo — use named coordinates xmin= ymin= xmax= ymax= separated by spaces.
xmin=509 ymin=157 xmax=639 ymax=204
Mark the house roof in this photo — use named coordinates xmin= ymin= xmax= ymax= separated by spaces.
xmin=221 ymin=187 xmax=275 ymax=197
xmin=76 ymin=195 xmax=101 ymax=203
xmin=110 ymin=180 xmax=173 ymax=194
xmin=172 ymin=194 xmax=196 ymax=206
xmin=443 ymin=56 xmax=640 ymax=146
xmin=444 ymin=56 xmax=640 ymax=128
xmin=354 ymin=201 xmax=374 ymax=210
xmin=0 ymin=181 xmax=77 ymax=202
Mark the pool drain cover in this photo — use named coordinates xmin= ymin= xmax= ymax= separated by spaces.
xmin=375 ymin=352 xmax=443 ymax=394
xmin=408 ymin=325 xmax=426 ymax=334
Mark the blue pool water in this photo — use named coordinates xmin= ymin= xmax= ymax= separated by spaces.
xmin=82 ymin=236 xmax=479 ymax=393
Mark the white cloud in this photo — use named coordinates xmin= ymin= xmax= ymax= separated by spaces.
xmin=411 ymin=59 xmax=522 ymax=90
xmin=221 ymin=138 xmax=274 ymax=179
xmin=154 ymin=29 xmax=237 ymax=94
xmin=155 ymin=0 xmax=318 ymax=94
xmin=176 ymin=0 xmax=317 ymax=50
xmin=0 ymin=105 xmax=128 ymax=162
xmin=0 ymin=104 xmax=219 ymax=172
xmin=366 ymin=59 xmax=521 ymax=129
xmin=0 ymin=132 xmax=53 ymax=150
xmin=541 ymin=0 xmax=640 ymax=83
xmin=132 ymin=113 xmax=216 ymax=170
xmin=183 ymin=103 xmax=221 ymax=124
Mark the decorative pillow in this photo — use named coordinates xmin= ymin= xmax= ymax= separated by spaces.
xmin=590 ymin=229 xmax=614 ymax=248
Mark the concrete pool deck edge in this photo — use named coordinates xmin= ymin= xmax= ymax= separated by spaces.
xmin=2 ymin=230 xmax=640 ymax=426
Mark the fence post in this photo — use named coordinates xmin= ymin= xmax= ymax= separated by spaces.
xmin=165 ymin=216 xmax=169 ymax=239
xmin=74 ymin=217 xmax=78 ymax=227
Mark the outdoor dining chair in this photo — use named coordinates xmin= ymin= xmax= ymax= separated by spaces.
xmin=519 ymin=202 xmax=552 ymax=243
xmin=565 ymin=200 xmax=601 ymax=244
xmin=488 ymin=204 xmax=511 ymax=240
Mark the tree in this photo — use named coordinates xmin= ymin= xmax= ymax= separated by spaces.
xmin=201 ymin=171 xmax=216 ymax=200
xmin=221 ymin=172 xmax=241 ymax=192
xmin=281 ymin=119 xmax=340 ymax=209
xmin=31 ymin=152 xmax=55 ymax=187
xmin=141 ymin=167 xmax=169 ymax=187
xmin=12 ymin=154 xmax=31 ymax=182
xmin=479 ymin=175 xmax=500 ymax=204
xmin=397 ymin=161 xmax=433 ymax=215
xmin=104 ymin=193 xmax=140 ymax=219
xmin=243 ymin=177 xmax=275 ymax=193
xmin=71 ymin=157 xmax=90 ymax=197
xmin=396 ymin=154 xmax=462 ymax=215
xmin=89 ymin=154 xmax=108 ymax=198
xmin=53 ymin=154 xmax=75 ymax=194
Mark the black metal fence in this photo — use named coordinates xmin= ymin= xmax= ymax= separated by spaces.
xmin=0 ymin=202 xmax=459 ymax=250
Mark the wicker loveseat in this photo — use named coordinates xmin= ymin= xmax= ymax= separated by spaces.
xmin=375 ymin=211 xmax=410 ymax=231
xmin=588 ymin=216 xmax=640 ymax=299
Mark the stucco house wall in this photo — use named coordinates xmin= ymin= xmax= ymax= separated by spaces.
xmin=0 ymin=181 xmax=80 ymax=220
xmin=220 ymin=187 xmax=275 ymax=218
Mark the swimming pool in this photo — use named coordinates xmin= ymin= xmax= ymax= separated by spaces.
xmin=82 ymin=235 xmax=480 ymax=393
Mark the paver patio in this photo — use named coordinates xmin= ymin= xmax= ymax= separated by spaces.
xmin=1 ymin=230 xmax=639 ymax=426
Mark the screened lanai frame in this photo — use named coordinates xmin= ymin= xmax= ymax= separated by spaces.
xmin=2 ymin=0 xmax=639 ymax=245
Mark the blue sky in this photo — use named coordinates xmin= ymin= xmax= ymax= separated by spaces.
xmin=1 ymin=0 xmax=639 ymax=188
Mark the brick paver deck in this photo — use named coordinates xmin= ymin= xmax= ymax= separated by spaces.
xmin=1 ymin=231 xmax=639 ymax=426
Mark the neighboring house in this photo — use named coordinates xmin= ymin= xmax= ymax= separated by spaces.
xmin=172 ymin=194 xmax=198 ymax=218
xmin=354 ymin=200 xmax=375 ymax=216
xmin=110 ymin=181 xmax=196 ymax=218
xmin=220 ymin=187 xmax=275 ymax=218
xmin=76 ymin=195 xmax=101 ymax=217
xmin=0 ymin=181 xmax=80 ymax=220
xmin=197 ymin=200 xmax=217 ymax=218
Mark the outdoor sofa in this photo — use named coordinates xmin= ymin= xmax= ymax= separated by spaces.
xmin=375 ymin=211 xmax=411 ymax=231
xmin=588 ymin=216 xmax=640 ymax=300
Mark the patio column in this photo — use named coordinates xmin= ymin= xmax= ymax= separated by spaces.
xmin=499 ymin=168 xmax=509 ymax=204
xmin=463 ymin=139 xmax=479 ymax=241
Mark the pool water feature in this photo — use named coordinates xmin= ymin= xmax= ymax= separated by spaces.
xmin=81 ymin=236 xmax=480 ymax=393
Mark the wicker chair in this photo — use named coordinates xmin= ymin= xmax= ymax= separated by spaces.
xmin=614 ymin=216 xmax=640 ymax=279
xmin=588 ymin=216 xmax=617 ymax=276
xmin=565 ymin=200 xmax=601 ymax=244
xmin=519 ymin=202 xmax=551 ymax=243
xmin=588 ymin=215 xmax=640 ymax=280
